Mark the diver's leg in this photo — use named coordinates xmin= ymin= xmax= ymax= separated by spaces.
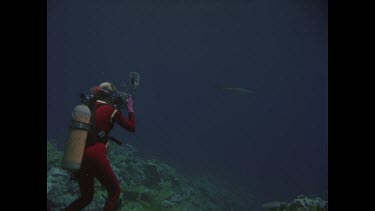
xmin=65 ymin=171 xmax=94 ymax=211
xmin=94 ymin=157 xmax=121 ymax=211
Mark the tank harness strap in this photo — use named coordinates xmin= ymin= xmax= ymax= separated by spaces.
xmin=86 ymin=103 xmax=106 ymax=144
xmin=96 ymin=103 xmax=117 ymax=125
xmin=70 ymin=121 xmax=91 ymax=131
xmin=96 ymin=103 xmax=107 ymax=109
xmin=92 ymin=103 xmax=107 ymax=130
xmin=94 ymin=103 xmax=117 ymax=144
xmin=110 ymin=109 xmax=118 ymax=125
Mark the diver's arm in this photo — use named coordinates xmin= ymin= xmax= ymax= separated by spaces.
xmin=113 ymin=95 xmax=135 ymax=132
xmin=114 ymin=111 xmax=136 ymax=132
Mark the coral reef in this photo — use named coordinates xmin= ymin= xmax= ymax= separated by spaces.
xmin=47 ymin=140 xmax=256 ymax=211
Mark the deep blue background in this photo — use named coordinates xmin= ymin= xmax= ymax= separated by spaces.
xmin=47 ymin=0 xmax=327 ymax=205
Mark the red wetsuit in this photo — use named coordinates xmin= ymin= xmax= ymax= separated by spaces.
xmin=66 ymin=101 xmax=136 ymax=211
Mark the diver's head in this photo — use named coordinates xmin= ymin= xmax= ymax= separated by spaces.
xmin=91 ymin=82 xmax=118 ymax=104
xmin=99 ymin=82 xmax=117 ymax=93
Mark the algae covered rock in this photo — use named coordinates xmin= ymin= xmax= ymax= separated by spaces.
xmin=263 ymin=195 xmax=328 ymax=211
xmin=292 ymin=195 xmax=327 ymax=211
xmin=290 ymin=195 xmax=327 ymax=209
xmin=47 ymin=139 xmax=257 ymax=211
xmin=47 ymin=140 xmax=63 ymax=171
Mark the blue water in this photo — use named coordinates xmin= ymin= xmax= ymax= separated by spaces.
xmin=48 ymin=0 xmax=328 ymax=206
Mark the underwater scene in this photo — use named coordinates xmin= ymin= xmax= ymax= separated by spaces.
xmin=47 ymin=0 xmax=328 ymax=210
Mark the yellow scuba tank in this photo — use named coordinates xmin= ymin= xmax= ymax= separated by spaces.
xmin=61 ymin=104 xmax=91 ymax=172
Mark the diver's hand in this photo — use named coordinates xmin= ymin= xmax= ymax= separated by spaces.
xmin=126 ymin=96 xmax=134 ymax=112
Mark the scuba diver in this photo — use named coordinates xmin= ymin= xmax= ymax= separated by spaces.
xmin=65 ymin=82 xmax=136 ymax=211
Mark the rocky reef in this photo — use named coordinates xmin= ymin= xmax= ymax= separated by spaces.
xmin=262 ymin=195 xmax=328 ymax=211
xmin=47 ymin=140 xmax=257 ymax=211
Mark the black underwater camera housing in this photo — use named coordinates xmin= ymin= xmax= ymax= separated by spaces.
xmin=113 ymin=72 xmax=140 ymax=109
xmin=128 ymin=72 xmax=140 ymax=92
xmin=80 ymin=72 xmax=140 ymax=110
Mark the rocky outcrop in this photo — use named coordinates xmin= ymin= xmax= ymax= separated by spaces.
xmin=47 ymin=140 xmax=257 ymax=211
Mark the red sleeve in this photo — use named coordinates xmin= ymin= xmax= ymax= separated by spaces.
xmin=114 ymin=110 xmax=136 ymax=132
